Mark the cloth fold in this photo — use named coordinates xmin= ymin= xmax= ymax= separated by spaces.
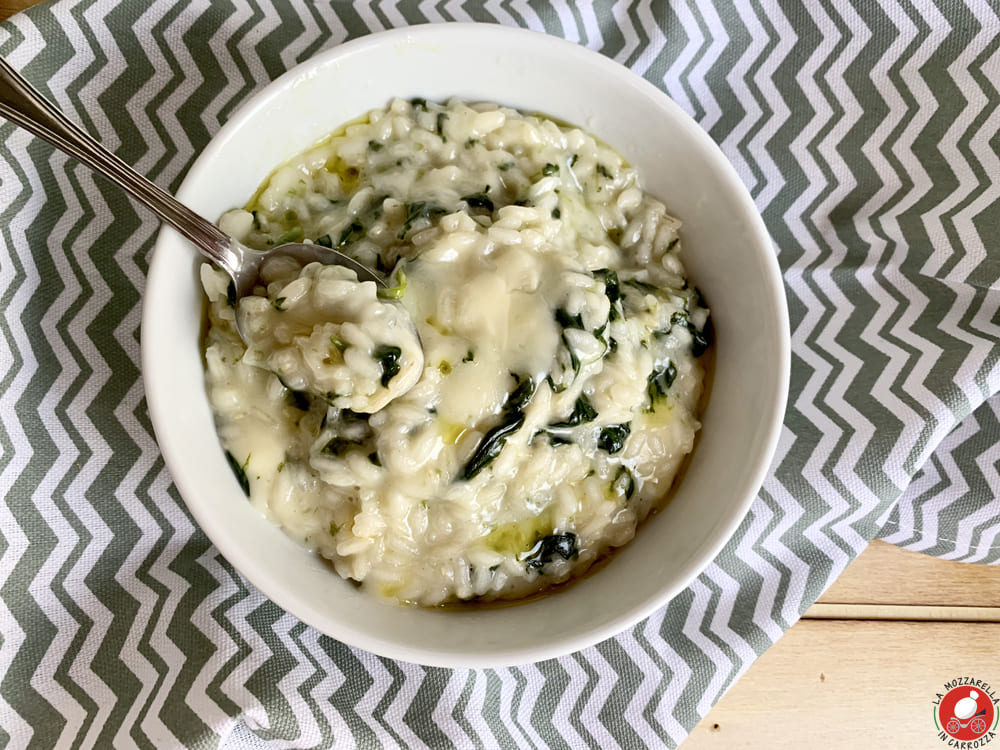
xmin=1 ymin=1 xmax=997 ymax=748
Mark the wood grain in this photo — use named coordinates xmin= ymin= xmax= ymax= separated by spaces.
xmin=685 ymin=619 xmax=1000 ymax=749
xmin=688 ymin=543 xmax=1000 ymax=748
xmin=815 ymin=540 xmax=1000 ymax=608
xmin=0 ymin=0 xmax=34 ymax=22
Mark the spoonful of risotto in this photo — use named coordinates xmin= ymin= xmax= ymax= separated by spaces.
xmin=0 ymin=57 xmax=423 ymax=413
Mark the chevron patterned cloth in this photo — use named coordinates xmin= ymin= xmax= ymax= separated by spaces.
xmin=1 ymin=1 xmax=999 ymax=748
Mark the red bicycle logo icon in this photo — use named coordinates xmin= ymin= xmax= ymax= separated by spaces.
xmin=938 ymin=686 xmax=996 ymax=743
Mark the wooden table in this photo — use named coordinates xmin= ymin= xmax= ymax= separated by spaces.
xmin=686 ymin=540 xmax=1000 ymax=748
xmin=2 ymin=1 xmax=998 ymax=747
xmin=0 ymin=0 xmax=28 ymax=21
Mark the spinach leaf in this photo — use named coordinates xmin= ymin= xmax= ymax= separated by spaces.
xmin=594 ymin=269 xmax=621 ymax=304
xmin=547 ymin=332 xmax=581 ymax=393
xmin=319 ymin=409 xmax=374 ymax=457
xmin=462 ymin=191 xmax=494 ymax=212
xmin=507 ymin=375 xmax=535 ymax=411
xmin=647 ymin=361 xmax=677 ymax=405
xmin=550 ymin=393 xmax=598 ymax=428
xmin=688 ymin=325 xmax=709 ymax=357
xmin=460 ymin=376 xmax=536 ymax=480
xmin=286 ymin=389 xmax=311 ymax=411
xmin=671 ymin=311 xmax=710 ymax=356
xmin=555 ymin=308 xmax=585 ymax=330
xmin=523 ymin=533 xmax=579 ymax=570
xmin=594 ymin=268 xmax=622 ymax=322
xmin=337 ymin=221 xmax=364 ymax=250
xmin=545 ymin=375 xmax=567 ymax=394
xmin=225 ymin=451 xmax=250 ymax=496
xmin=460 ymin=412 xmax=526 ymax=480
xmin=612 ymin=466 xmax=636 ymax=501
xmin=377 ymin=268 xmax=408 ymax=300
xmin=534 ymin=430 xmax=573 ymax=447
xmin=623 ymin=277 xmax=660 ymax=296
xmin=321 ymin=436 xmax=368 ymax=456
xmin=597 ymin=423 xmax=631 ymax=454
xmin=374 ymin=345 xmax=402 ymax=387
xmin=399 ymin=201 xmax=447 ymax=238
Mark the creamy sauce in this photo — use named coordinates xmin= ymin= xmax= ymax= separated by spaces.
xmin=201 ymin=98 xmax=710 ymax=606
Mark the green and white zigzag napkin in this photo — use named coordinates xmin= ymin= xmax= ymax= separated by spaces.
xmin=1 ymin=1 xmax=998 ymax=748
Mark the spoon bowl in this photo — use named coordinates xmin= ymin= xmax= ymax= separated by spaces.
xmin=228 ymin=240 xmax=386 ymax=299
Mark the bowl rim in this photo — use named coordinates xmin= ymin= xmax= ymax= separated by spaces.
xmin=142 ymin=21 xmax=790 ymax=667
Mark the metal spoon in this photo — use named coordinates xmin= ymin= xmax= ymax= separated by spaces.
xmin=0 ymin=56 xmax=386 ymax=306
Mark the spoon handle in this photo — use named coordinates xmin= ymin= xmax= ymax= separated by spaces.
xmin=0 ymin=56 xmax=236 ymax=269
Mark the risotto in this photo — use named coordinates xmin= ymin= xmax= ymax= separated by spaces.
xmin=202 ymin=98 xmax=710 ymax=605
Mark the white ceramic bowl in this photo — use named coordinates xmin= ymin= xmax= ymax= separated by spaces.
xmin=142 ymin=23 xmax=789 ymax=668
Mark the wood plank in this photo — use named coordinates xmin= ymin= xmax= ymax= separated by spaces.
xmin=685 ymin=619 xmax=1000 ymax=749
xmin=816 ymin=540 xmax=1000 ymax=609
xmin=807 ymin=602 xmax=1000 ymax=622
xmin=0 ymin=0 xmax=36 ymax=22
xmin=805 ymin=603 xmax=1000 ymax=622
